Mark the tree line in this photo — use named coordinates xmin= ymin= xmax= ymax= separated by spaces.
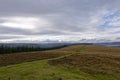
xmin=0 ymin=45 xmax=67 ymax=54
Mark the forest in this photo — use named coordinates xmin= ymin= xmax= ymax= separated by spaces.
xmin=0 ymin=45 xmax=67 ymax=54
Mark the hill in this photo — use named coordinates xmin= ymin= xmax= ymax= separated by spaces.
xmin=0 ymin=45 xmax=120 ymax=80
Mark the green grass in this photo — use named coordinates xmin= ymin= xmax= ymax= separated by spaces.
xmin=0 ymin=59 xmax=119 ymax=80
xmin=0 ymin=60 xmax=90 ymax=80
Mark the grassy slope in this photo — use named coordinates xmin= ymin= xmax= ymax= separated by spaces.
xmin=0 ymin=60 xmax=94 ymax=80
xmin=0 ymin=45 xmax=120 ymax=80
xmin=0 ymin=60 xmax=118 ymax=80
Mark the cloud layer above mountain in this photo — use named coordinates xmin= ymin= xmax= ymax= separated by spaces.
xmin=0 ymin=0 xmax=120 ymax=43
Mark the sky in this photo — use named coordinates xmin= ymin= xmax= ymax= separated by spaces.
xmin=0 ymin=0 xmax=120 ymax=43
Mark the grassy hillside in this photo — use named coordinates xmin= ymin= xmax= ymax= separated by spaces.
xmin=0 ymin=45 xmax=120 ymax=80
xmin=0 ymin=51 xmax=69 ymax=67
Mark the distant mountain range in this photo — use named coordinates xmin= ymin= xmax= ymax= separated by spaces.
xmin=0 ymin=42 xmax=120 ymax=48
xmin=94 ymin=42 xmax=120 ymax=47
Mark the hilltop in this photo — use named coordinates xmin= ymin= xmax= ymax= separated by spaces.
xmin=0 ymin=45 xmax=120 ymax=80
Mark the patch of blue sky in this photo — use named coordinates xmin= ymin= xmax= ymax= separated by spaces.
xmin=103 ymin=10 xmax=120 ymax=19
xmin=101 ymin=10 xmax=120 ymax=29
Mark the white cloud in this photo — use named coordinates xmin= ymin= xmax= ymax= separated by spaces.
xmin=0 ymin=16 xmax=51 ymax=29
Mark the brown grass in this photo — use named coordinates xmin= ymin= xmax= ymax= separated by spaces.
xmin=48 ymin=45 xmax=120 ymax=77
xmin=0 ymin=51 xmax=68 ymax=67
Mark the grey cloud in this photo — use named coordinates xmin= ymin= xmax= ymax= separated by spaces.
xmin=0 ymin=0 xmax=120 ymax=42
xmin=0 ymin=26 xmax=69 ymax=36
xmin=0 ymin=0 xmax=118 ymax=16
xmin=0 ymin=35 xmax=21 ymax=39
xmin=0 ymin=26 xmax=29 ymax=35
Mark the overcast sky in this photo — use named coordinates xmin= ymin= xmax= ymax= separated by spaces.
xmin=0 ymin=0 xmax=120 ymax=43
